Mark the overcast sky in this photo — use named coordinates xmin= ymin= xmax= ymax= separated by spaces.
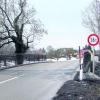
xmin=29 ymin=0 xmax=94 ymax=49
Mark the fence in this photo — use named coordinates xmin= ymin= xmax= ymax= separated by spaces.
xmin=0 ymin=53 xmax=46 ymax=68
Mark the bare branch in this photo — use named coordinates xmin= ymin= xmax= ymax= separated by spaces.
xmin=0 ymin=6 xmax=14 ymax=28
xmin=0 ymin=41 xmax=13 ymax=48
xmin=0 ymin=30 xmax=14 ymax=34
xmin=14 ymin=10 xmax=23 ymax=25
xmin=0 ymin=36 xmax=10 ymax=40
xmin=3 ymin=24 xmax=11 ymax=37
xmin=82 ymin=0 xmax=100 ymax=34
xmin=27 ymin=40 xmax=33 ymax=44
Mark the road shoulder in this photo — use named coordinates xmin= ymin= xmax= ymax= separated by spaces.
xmin=53 ymin=62 xmax=100 ymax=100
xmin=53 ymin=79 xmax=100 ymax=100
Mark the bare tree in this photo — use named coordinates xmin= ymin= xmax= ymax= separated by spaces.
xmin=82 ymin=0 xmax=100 ymax=60
xmin=0 ymin=0 xmax=47 ymax=64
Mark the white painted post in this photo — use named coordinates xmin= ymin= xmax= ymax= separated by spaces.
xmin=79 ymin=46 xmax=83 ymax=81
xmin=79 ymin=68 xmax=83 ymax=81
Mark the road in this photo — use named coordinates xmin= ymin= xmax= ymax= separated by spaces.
xmin=0 ymin=60 xmax=78 ymax=100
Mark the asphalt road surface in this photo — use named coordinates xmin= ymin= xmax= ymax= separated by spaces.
xmin=0 ymin=60 xmax=78 ymax=100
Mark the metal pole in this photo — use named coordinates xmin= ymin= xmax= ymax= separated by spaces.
xmin=79 ymin=46 xmax=81 ymax=69
xmin=93 ymin=47 xmax=95 ymax=74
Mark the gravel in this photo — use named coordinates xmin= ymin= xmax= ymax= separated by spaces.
xmin=53 ymin=62 xmax=100 ymax=100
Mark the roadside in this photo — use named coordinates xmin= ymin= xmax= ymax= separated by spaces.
xmin=0 ymin=60 xmax=48 ymax=70
xmin=53 ymin=80 xmax=100 ymax=100
xmin=53 ymin=61 xmax=100 ymax=100
xmin=0 ymin=57 xmax=77 ymax=70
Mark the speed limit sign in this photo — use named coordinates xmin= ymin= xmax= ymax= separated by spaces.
xmin=87 ymin=33 xmax=99 ymax=74
xmin=87 ymin=34 xmax=99 ymax=46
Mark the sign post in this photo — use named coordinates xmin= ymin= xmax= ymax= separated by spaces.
xmin=87 ymin=33 xmax=99 ymax=74
xmin=79 ymin=46 xmax=83 ymax=80
xmin=93 ymin=47 xmax=95 ymax=73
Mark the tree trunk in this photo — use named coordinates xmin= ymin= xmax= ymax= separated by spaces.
xmin=11 ymin=34 xmax=28 ymax=65
xmin=14 ymin=38 xmax=28 ymax=65
xmin=16 ymin=53 xmax=24 ymax=65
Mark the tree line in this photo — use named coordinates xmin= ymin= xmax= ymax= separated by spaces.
xmin=46 ymin=46 xmax=77 ymax=60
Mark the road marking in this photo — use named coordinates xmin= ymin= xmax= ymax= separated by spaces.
xmin=0 ymin=74 xmax=24 ymax=85
xmin=0 ymin=77 xmax=18 ymax=85
xmin=19 ymin=74 xmax=24 ymax=77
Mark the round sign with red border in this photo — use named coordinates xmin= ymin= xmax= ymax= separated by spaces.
xmin=87 ymin=34 xmax=99 ymax=46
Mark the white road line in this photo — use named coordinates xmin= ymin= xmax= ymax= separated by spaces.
xmin=0 ymin=77 xmax=18 ymax=85
xmin=19 ymin=74 xmax=24 ymax=77
xmin=0 ymin=74 xmax=24 ymax=85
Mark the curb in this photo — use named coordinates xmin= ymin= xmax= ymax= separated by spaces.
xmin=0 ymin=61 xmax=49 ymax=70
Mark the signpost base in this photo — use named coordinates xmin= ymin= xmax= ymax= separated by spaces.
xmin=79 ymin=68 xmax=83 ymax=81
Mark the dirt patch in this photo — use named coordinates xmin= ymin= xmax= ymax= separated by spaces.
xmin=53 ymin=80 xmax=100 ymax=100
